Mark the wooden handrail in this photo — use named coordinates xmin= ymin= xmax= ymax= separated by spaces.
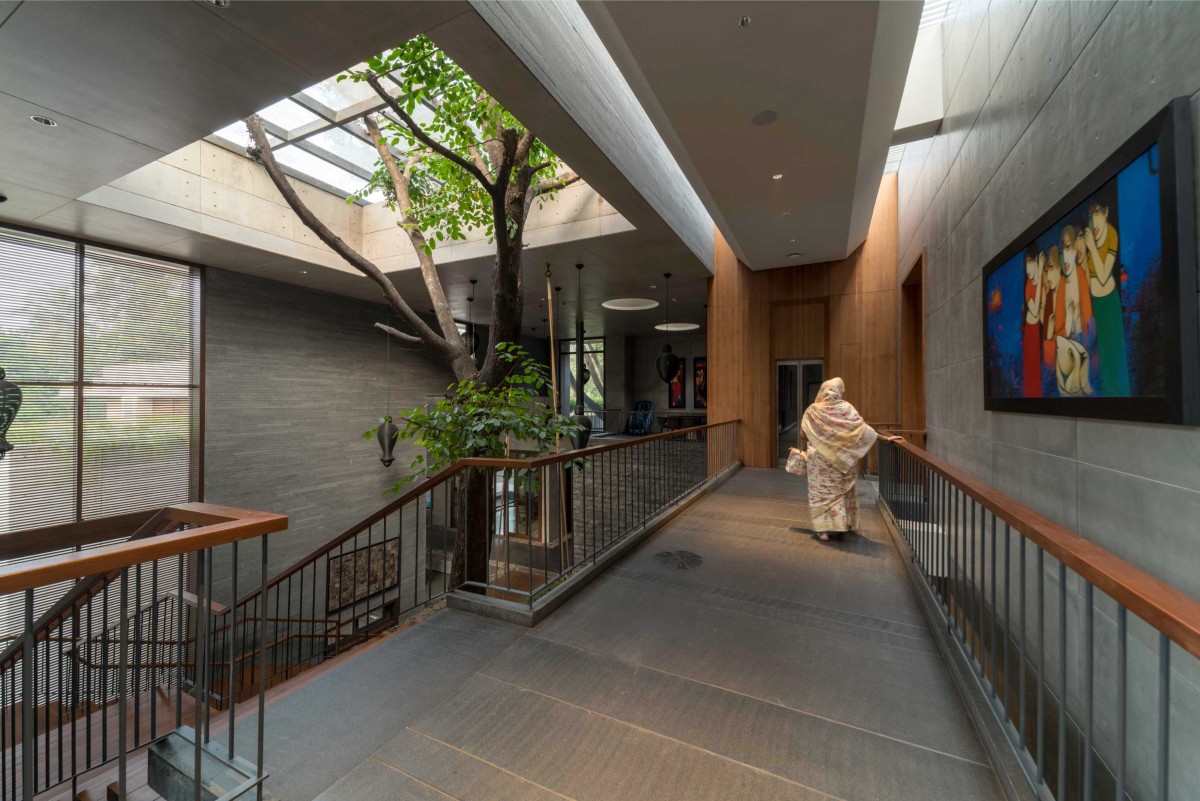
xmin=882 ymin=435 xmax=1200 ymax=661
xmin=0 ymin=503 xmax=288 ymax=597
xmin=232 ymin=420 xmax=741 ymax=602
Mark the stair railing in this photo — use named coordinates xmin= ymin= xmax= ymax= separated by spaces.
xmin=876 ymin=434 xmax=1200 ymax=801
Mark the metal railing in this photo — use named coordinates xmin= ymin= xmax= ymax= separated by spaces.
xmin=0 ymin=504 xmax=287 ymax=801
xmin=876 ymin=435 xmax=1200 ymax=801
xmin=198 ymin=421 xmax=740 ymax=705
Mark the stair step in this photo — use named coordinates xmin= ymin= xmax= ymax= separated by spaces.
xmin=105 ymin=782 xmax=161 ymax=801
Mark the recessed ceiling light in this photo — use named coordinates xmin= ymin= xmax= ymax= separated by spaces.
xmin=0 ymin=193 xmax=6 ymax=204
xmin=772 ymin=174 xmax=783 ymax=180
xmin=205 ymin=0 xmax=231 ymax=7
xmin=737 ymin=15 xmax=752 ymax=28
xmin=300 ymin=270 xmax=308 ymax=274
xmin=788 ymin=253 xmax=803 ymax=259
xmin=781 ymin=211 xmax=791 ymax=217
xmin=30 ymin=115 xmax=57 ymax=127
xmin=752 ymin=110 xmax=778 ymax=127
xmin=790 ymin=238 xmax=796 ymax=243
xmin=602 ymin=298 xmax=659 ymax=311
xmin=656 ymin=322 xmax=701 ymax=332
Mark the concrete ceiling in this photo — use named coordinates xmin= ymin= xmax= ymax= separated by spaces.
xmin=582 ymin=0 xmax=921 ymax=269
xmin=0 ymin=0 xmax=711 ymax=339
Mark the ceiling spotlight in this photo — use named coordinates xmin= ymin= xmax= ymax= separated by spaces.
xmin=737 ymin=15 xmax=752 ymax=28
xmin=300 ymin=270 xmax=308 ymax=274
xmin=30 ymin=115 xmax=57 ymax=127
xmin=788 ymin=253 xmax=803 ymax=259
xmin=752 ymin=110 xmax=778 ymax=127
xmin=781 ymin=211 xmax=791 ymax=217
xmin=205 ymin=0 xmax=231 ymax=6
xmin=656 ymin=322 xmax=701 ymax=332
xmin=772 ymin=174 xmax=783 ymax=180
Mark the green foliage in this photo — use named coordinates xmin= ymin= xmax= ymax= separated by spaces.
xmin=341 ymin=35 xmax=568 ymax=252
xmin=364 ymin=343 xmax=579 ymax=492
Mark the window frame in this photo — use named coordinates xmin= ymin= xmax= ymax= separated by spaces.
xmin=0 ymin=222 xmax=204 ymax=543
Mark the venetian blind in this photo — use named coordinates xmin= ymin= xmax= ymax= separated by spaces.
xmin=0 ymin=229 xmax=79 ymax=534
xmin=82 ymin=247 xmax=198 ymax=520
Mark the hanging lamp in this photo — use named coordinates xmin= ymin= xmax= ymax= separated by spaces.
xmin=0 ymin=367 xmax=22 ymax=461
xmin=465 ymin=279 xmax=480 ymax=356
xmin=376 ymin=328 xmax=399 ymax=467
xmin=655 ymin=273 xmax=681 ymax=382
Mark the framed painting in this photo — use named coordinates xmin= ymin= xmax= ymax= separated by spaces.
xmin=326 ymin=537 xmax=400 ymax=613
xmin=983 ymin=98 xmax=1197 ymax=424
xmin=669 ymin=358 xmax=686 ymax=409
xmin=693 ymin=357 xmax=707 ymax=409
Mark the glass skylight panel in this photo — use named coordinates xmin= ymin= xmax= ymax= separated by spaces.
xmin=274 ymin=146 xmax=368 ymax=195
xmin=301 ymin=66 xmax=380 ymax=113
xmin=919 ymin=0 xmax=954 ymax=29
xmin=884 ymin=144 xmax=905 ymax=173
xmin=211 ymin=121 xmax=279 ymax=149
xmin=258 ymin=98 xmax=322 ymax=131
xmin=307 ymin=127 xmax=378 ymax=172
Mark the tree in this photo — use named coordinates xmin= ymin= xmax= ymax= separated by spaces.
xmin=244 ymin=36 xmax=583 ymax=586
xmin=244 ymin=35 xmax=580 ymax=389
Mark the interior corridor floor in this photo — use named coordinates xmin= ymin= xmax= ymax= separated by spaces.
xmin=253 ymin=467 xmax=1006 ymax=801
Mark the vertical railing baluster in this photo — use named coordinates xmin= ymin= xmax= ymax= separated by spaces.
xmin=257 ymin=536 xmax=268 ymax=801
xmin=194 ymin=549 xmax=207 ymax=801
xmin=1083 ymin=580 xmax=1094 ymax=801
xmin=1019 ymin=536 xmax=1027 ymax=751
xmin=1158 ymin=632 xmax=1170 ymax=801
xmin=1116 ymin=604 xmax=1127 ymax=801
xmin=1004 ymin=523 xmax=1011 ymax=716
xmin=228 ymin=541 xmax=238 ymax=760
xmin=22 ymin=589 xmax=34 ymax=801
xmin=1036 ymin=547 xmax=1045 ymax=785
xmin=1057 ymin=561 xmax=1066 ymax=801
xmin=118 ymin=569 xmax=129 ymax=800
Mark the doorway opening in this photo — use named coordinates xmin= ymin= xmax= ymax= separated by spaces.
xmin=776 ymin=359 xmax=824 ymax=465
xmin=900 ymin=255 xmax=926 ymax=438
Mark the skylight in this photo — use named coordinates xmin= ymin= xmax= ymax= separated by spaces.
xmin=884 ymin=144 xmax=905 ymax=174
xmin=919 ymin=0 xmax=954 ymax=29
xmin=207 ymin=61 xmax=438 ymax=205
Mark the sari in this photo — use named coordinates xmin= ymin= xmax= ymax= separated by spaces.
xmin=800 ymin=378 xmax=877 ymax=533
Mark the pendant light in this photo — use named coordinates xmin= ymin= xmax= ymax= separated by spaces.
xmin=465 ymin=278 xmax=480 ymax=357
xmin=0 ymin=367 xmax=23 ymax=460
xmin=570 ymin=263 xmax=593 ymax=449
xmin=655 ymin=273 xmax=681 ymax=383
xmin=376 ymin=329 xmax=399 ymax=467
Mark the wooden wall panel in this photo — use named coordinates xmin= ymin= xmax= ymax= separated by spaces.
xmin=707 ymin=176 xmax=899 ymax=467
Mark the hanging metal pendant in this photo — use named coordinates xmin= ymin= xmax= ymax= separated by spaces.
xmin=656 ymin=345 xmax=680 ymax=383
xmin=0 ymin=368 xmax=21 ymax=460
xmin=377 ymin=418 xmax=399 ymax=467
xmin=570 ymin=412 xmax=593 ymax=450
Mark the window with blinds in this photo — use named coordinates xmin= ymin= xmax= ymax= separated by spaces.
xmin=0 ymin=226 xmax=200 ymax=538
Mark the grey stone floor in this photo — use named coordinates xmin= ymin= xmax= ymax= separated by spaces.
xmin=262 ymin=468 xmax=1005 ymax=801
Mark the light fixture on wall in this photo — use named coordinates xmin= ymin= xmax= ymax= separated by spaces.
xmin=655 ymin=273 xmax=681 ymax=383
xmin=376 ymin=330 xmax=398 ymax=467
xmin=0 ymin=367 xmax=23 ymax=461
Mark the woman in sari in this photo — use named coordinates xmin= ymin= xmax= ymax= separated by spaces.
xmin=797 ymin=378 xmax=877 ymax=541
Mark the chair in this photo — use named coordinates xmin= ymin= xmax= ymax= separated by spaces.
xmin=626 ymin=401 xmax=654 ymax=436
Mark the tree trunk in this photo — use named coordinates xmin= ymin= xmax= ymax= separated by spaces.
xmin=451 ymin=468 xmax=492 ymax=590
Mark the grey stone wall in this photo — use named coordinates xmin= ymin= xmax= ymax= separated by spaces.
xmin=896 ymin=2 xmax=1200 ymax=795
xmin=203 ymin=268 xmax=453 ymax=583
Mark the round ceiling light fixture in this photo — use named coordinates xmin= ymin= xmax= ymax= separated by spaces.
xmin=737 ymin=15 xmax=752 ymax=28
xmin=30 ymin=115 xmax=58 ymax=127
xmin=655 ymin=322 xmax=700 ymax=332
xmin=772 ymin=173 xmax=783 ymax=180
xmin=788 ymin=252 xmax=803 ymax=259
xmin=602 ymin=298 xmax=659 ymax=311
xmin=752 ymin=110 xmax=778 ymax=127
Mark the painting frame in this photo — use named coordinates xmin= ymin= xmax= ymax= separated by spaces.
xmin=693 ymin=357 xmax=707 ymax=409
xmin=981 ymin=97 xmax=1198 ymax=425
xmin=326 ymin=537 xmax=400 ymax=613
xmin=668 ymin=357 xmax=687 ymax=409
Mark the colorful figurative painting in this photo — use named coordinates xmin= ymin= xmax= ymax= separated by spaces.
xmin=669 ymin=358 xmax=686 ymax=409
xmin=693 ymin=357 xmax=707 ymax=409
xmin=985 ymin=144 xmax=1165 ymax=402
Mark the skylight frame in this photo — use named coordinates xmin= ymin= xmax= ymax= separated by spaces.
xmin=204 ymin=67 xmax=442 ymax=206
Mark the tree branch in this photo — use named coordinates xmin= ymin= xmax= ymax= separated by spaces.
xmin=466 ymin=144 xmax=491 ymax=182
xmin=366 ymin=74 xmax=493 ymax=192
xmin=374 ymin=322 xmax=421 ymax=343
xmin=243 ymin=115 xmax=456 ymax=364
xmin=534 ymin=171 xmax=582 ymax=196
xmin=364 ymin=115 xmax=464 ymax=348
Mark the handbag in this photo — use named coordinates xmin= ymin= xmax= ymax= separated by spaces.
xmin=785 ymin=447 xmax=807 ymax=476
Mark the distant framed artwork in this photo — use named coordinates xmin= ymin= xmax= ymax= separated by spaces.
xmin=983 ymin=97 xmax=1197 ymax=424
xmin=327 ymin=538 xmax=399 ymax=613
xmin=693 ymin=357 xmax=707 ymax=409
xmin=669 ymin=358 xmax=686 ymax=409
